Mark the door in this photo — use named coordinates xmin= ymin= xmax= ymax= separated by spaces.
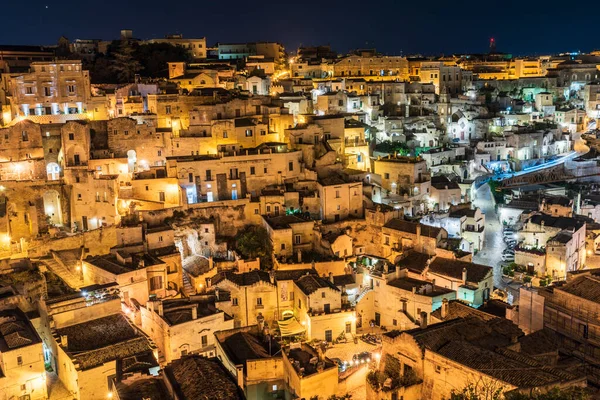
xmin=324 ymin=304 xmax=330 ymax=314
xmin=73 ymin=154 xmax=80 ymax=166
xmin=231 ymin=189 xmax=238 ymax=200
xmin=325 ymin=330 xmax=333 ymax=342
xmin=375 ymin=312 xmax=381 ymax=326
xmin=206 ymin=192 xmax=213 ymax=202
xmin=82 ymin=216 xmax=88 ymax=231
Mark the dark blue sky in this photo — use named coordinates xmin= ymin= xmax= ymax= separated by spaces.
xmin=3 ymin=0 xmax=598 ymax=56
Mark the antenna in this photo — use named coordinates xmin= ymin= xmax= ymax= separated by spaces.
xmin=489 ymin=37 xmax=496 ymax=53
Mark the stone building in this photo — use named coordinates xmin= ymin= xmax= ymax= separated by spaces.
xmin=6 ymin=60 xmax=91 ymax=120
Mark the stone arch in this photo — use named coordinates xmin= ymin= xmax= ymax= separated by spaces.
xmin=46 ymin=162 xmax=60 ymax=181
xmin=43 ymin=190 xmax=63 ymax=226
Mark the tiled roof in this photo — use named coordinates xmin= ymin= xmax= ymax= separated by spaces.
xmin=431 ymin=300 xmax=497 ymax=322
xmin=384 ymin=219 xmax=443 ymax=239
xmin=295 ymin=275 xmax=339 ymax=295
xmin=0 ymin=309 xmax=41 ymax=352
xmin=428 ymin=257 xmax=491 ymax=283
xmin=387 ymin=276 xmax=454 ymax=297
xmin=115 ymin=376 xmax=170 ymax=400
xmin=557 ymin=274 xmax=600 ymax=303
xmin=333 ymin=274 xmax=356 ymax=286
xmin=395 ymin=251 xmax=433 ymax=274
xmin=218 ymin=327 xmax=279 ymax=366
xmin=437 ymin=340 xmax=577 ymax=388
xmin=165 ymin=356 xmax=244 ymax=400
xmin=528 ymin=214 xmax=585 ymax=231
xmin=273 ymin=269 xmax=317 ymax=281
xmin=212 ymin=270 xmax=273 ymax=287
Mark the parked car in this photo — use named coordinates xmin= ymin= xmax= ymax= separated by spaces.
xmin=352 ymin=352 xmax=372 ymax=364
xmin=503 ymin=249 xmax=515 ymax=255
xmin=330 ymin=357 xmax=346 ymax=373
xmin=502 ymin=253 xmax=515 ymax=262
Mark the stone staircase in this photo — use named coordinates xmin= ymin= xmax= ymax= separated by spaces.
xmin=353 ymin=286 xmax=373 ymax=306
xmin=41 ymin=258 xmax=84 ymax=290
xmin=181 ymin=272 xmax=196 ymax=297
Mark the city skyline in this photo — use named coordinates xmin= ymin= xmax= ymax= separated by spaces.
xmin=4 ymin=0 xmax=599 ymax=56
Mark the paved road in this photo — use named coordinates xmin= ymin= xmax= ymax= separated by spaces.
xmin=472 ymin=183 xmax=506 ymax=288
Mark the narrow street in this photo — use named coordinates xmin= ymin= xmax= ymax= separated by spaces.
xmin=472 ymin=183 xmax=506 ymax=288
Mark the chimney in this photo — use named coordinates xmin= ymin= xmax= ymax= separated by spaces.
xmin=431 ymin=278 xmax=436 ymax=287
xmin=215 ymin=287 xmax=220 ymax=301
xmin=420 ymin=311 xmax=428 ymax=329
xmin=297 ymin=250 xmax=302 ymax=263
xmin=191 ymin=306 xmax=198 ymax=320
xmin=329 ymin=272 xmax=334 ymax=284
xmin=60 ymin=335 xmax=68 ymax=347
xmin=441 ymin=298 xmax=449 ymax=319
xmin=462 ymin=267 xmax=467 ymax=283
xmin=206 ymin=277 xmax=212 ymax=288
xmin=395 ymin=265 xmax=401 ymax=279
xmin=269 ymin=271 xmax=275 ymax=285
xmin=157 ymin=301 xmax=164 ymax=317
xmin=236 ymin=366 xmax=244 ymax=388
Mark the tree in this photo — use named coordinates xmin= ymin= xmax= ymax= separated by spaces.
xmin=234 ymin=226 xmax=273 ymax=269
xmin=449 ymin=379 xmax=504 ymax=400
xmin=134 ymin=43 xmax=191 ymax=78
xmin=110 ymin=42 xmax=142 ymax=83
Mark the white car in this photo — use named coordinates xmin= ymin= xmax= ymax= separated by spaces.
xmin=502 ymin=253 xmax=515 ymax=262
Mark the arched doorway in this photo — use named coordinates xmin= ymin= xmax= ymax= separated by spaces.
xmin=46 ymin=162 xmax=60 ymax=181
xmin=127 ymin=150 xmax=136 ymax=173
xmin=43 ymin=190 xmax=63 ymax=226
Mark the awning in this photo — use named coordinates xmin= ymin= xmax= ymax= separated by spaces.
xmin=277 ymin=317 xmax=306 ymax=337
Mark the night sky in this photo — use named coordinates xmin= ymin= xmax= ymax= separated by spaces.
xmin=4 ymin=0 xmax=599 ymax=56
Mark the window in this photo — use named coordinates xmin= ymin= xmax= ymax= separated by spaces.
xmin=232 ymin=298 xmax=238 ymax=306
xmin=393 ymin=319 xmax=397 ymax=326
xmin=68 ymin=133 xmax=74 ymax=140
xmin=158 ymin=150 xmax=162 ymax=156
xmin=44 ymin=87 xmax=51 ymax=96
xmin=165 ymin=105 xmax=172 ymax=114
xmin=17 ymin=356 xmax=23 ymax=366
xmin=223 ymin=131 xmax=228 ymax=138
xmin=346 ymin=322 xmax=352 ymax=333
xmin=21 ymin=131 xmax=28 ymax=142
xmin=298 ymin=299 xmax=302 ymax=309
xmin=26 ymin=87 xmax=33 ymax=94
xmin=201 ymin=335 xmax=208 ymax=347
xmin=281 ymin=243 xmax=286 ymax=250
xmin=158 ymin=236 xmax=163 ymax=242
xmin=294 ymin=234 xmax=301 ymax=244
xmin=250 ymin=166 xmax=255 ymax=175
xmin=245 ymin=129 xmax=253 ymax=137
xmin=335 ymin=190 xmax=340 ymax=198
xmin=384 ymin=236 xmax=390 ymax=245
xmin=257 ymin=297 xmax=263 ymax=305
xmin=150 ymin=276 xmax=163 ymax=291
xmin=288 ymin=161 xmax=294 ymax=171
xmin=260 ymin=130 xmax=266 ymax=136
xmin=67 ymin=85 xmax=76 ymax=94
xmin=384 ymin=173 xmax=389 ymax=179
xmin=159 ymin=192 xmax=166 ymax=202
xmin=321 ymin=292 xmax=326 ymax=298
xmin=77 ymin=193 xmax=82 ymax=200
